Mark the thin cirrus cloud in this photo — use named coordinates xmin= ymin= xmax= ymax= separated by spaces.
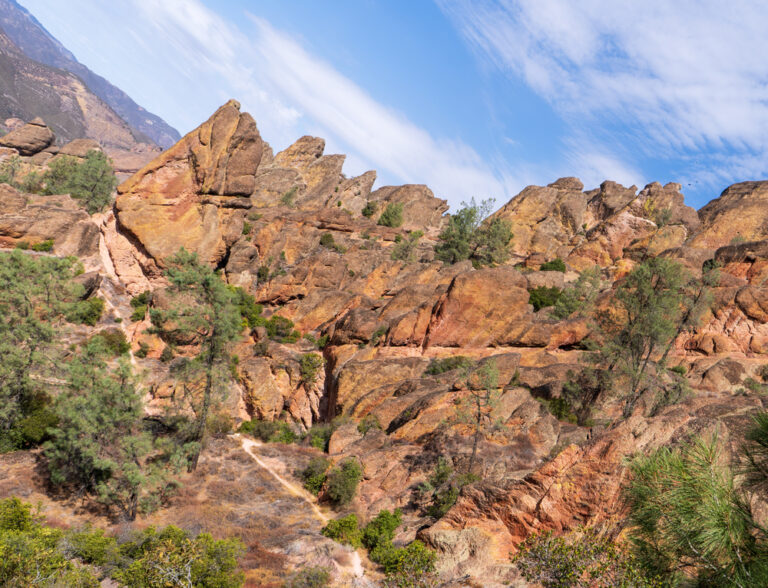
xmin=128 ymin=0 xmax=513 ymax=207
xmin=437 ymin=0 xmax=768 ymax=201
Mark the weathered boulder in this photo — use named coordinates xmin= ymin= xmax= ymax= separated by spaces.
xmin=0 ymin=184 xmax=99 ymax=257
xmin=0 ymin=117 xmax=54 ymax=155
xmin=115 ymin=100 xmax=263 ymax=265
xmin=58 ymin=138 xmax=102 ymax=158
xmin=690 ymin=181 xmax=768 ymax=249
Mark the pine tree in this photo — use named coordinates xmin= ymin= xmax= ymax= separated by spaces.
xmin=150 ymin=249 xmax=242 ymax=471
xmin=45 ymin=340 xmax=167 ymax=521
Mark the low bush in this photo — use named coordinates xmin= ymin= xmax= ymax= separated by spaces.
xmin=377 ymin=202 xmax=404 ymax=228
xmin=362 ymin=202 xmax=377 ymax=218
xmin=300 ymin=353 xmax=324 ymax=386
xmin=424 ymin=356 xmax=473 ymax=376
xmin=321 ymin=514 xmax=362 ymax=547
xmin=286 ymin=566 xmax=331 ymax=588
xmin=529 ymin=286 xmax=562 ymax=311
xmin=326 ymin=458 xmax=362 ymax=506
xmin=65 ymin=297 xmax=104 ymax=326
xmin=30 ymin=239 xmax=54 ymax=252
xmin=539 ymin=258 xmax=566 ymax=272
xmin=238 ymin=419 xmax=298 ymax=444
xmin=90 ymin=328 xmax=130 ymax=356
xmin=300 ymin=457 xmax=330 ymax=495
xmin=362 ymin=508 xmax=402 ymax=552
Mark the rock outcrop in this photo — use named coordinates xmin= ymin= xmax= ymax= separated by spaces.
xmin=0 ymin=116 xmax=54 ymax=155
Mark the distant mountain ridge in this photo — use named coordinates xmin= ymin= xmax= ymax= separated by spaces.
xmin=0 ymin=0 xmax=180 ymax=148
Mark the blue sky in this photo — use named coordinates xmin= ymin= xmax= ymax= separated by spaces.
xmin=20 ymin=0 xmax=768 ymax=210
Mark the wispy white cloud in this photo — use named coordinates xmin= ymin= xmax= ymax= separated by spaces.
xmin=126 ymin=0 xmax=516 ymax=207
xmin=438 ymin=0 xmax=768 ymax=193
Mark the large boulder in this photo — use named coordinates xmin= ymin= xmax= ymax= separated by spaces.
xmin=0 ymin=117 xmax=54 ymax=155
xmin=115 ymin=100 xmax=264 ymax=265
xmin=689 ymin=181 xmax=768 ymax=249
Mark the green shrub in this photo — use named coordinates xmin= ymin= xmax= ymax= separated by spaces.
xmin=257 ymin=265 xmax=270 ymax=282
xmin=306 ymin=423 xmax=334 ymax=452
xmin=13 ymin=407 xmax=58 ymax=448
xmin=300 ymin=353 xmax=324 ymax=386
xmin=362 ymin=202 xmax=377 ymax=218
xmin=316 ymin=334 xmax=330 ymax=349
xmin=551 ymin=266 xmax=602 ymax=320
xmin=43 ymin=151 xmax=118 ymax=214
xmin=377 ymin=202 xmax=404 ymax=228
xmin=426 ymin=486 xmax=459 ymax=519
xmin=112 ymin=525 xmax=244 ymax=588
xmin=529 ymin=286 xmax=562 ymax=311
xmin=242 ymin=222 xmax=252 ymax=236
xmin=90 ymin=328 xmax=130 ymax=356
xmin=326 ymin=458 xmax=363 ymax=506
xmin=135 ymin=341 xmax=150 ymax=358
xmin=64 ymin=526 xmax=119 ymax=567
xmin=14 ymin=240 xmax=29 ymax=250
xmin=319 ymin=232 xmax=345 ymax=254
xmin=247 ymin=211 xmax=262 ymax=221
xmin=759 ymin=364 xmax=768 ymax=383
xmin=424 ymin=356 xmax=473 ymax=376
xmin=30 ymin=239 xmax=54 ymax=252
xmin=435 ymin=198 xmax=512 ymax=267
xmin=159 ymin=346 xmax=174 ymax=362
xmin=539 ymin=396 xmax=577 ymax=424
xmin=358 ymin=414 xmax=382 ymax=436
xmin=391 ymin=230 xmax=423 ymax=262
xmin=265 ymin=315 xmax=299 ymax=343
xmin=377 ymin=540 xmax=437 ymax=585
xmin=362 ymin=508 xmax=402 ymax=551
xmin=370 ymin=325 xmax=388 ymax=346
xmin=65 ymin=297 xmax=104 ymax=326
xmin=238 ymin=419 xmax=297 ymax=444
xmin=321 ymin=514 xmax=362 ymax=547
xmin=540 ymin=258 xmax=566 ymax=272
xmin=227 ymin=286 xmax=263 ymax=328
xmin=300 ymin=457 xmax=330 ymax=495
xmin=429 ymin=457 xmax=453 ymax=487
xmin=669 ymin=364 xmax=687 ymax=376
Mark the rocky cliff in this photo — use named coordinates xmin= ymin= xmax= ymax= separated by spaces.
xmin=5 ymin=100 xmax=768 ymax=586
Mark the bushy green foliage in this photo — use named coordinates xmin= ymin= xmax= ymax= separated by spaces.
xmin=321 ymin=514 xmax=362 ymax=547
xmin=263 ymin=315 xmax=300 ymax=343
xmin=551 ymin=266 xmax=601 ymax=320
xmin=0 ymin=497 xmax=99 ymax=587
xmin=238 ymin=419 xmax=298 ymax=444
xmin=513 ymin=528 xmax=660 ymax=588
xmin=538 ymin=396 xmax=577 ymax=424
xmin=305 ymin=423 xmax=335 ymax=451
xmin=529 ymin=286 xmax=563 ymax=311
xmin=129 ymin=291 xmax=150 ymax=322
xmin=46 ymin=340 xmax=171 ymax=521
xmin=242 ymin=221 xmax=252 ymax=236
xmin=300 ymin=353 xmax=324 ymax=386
xmin=113 ymin=525 xmax=244 ymax=588
xmin=378 ymin=202 xmax=404 ymax=228
xmin=226 ymin=285 xmax=263 ymax=328
xmin=377 ymin=541 xmax=437 ymax=587
xmin=65 ymin=296 xmax=105 ymax=326
xmin=319 ymin=232 xmax=345 ymax=253
xmin=0 ymin=251 xmax=86 ymax=451
xmin=391 ymin=230 xmax=423 ymax=262
xmin=326 ymin=458 xmax=363 ymax=506
xmin=30 ymin=239 xmax=54 ymax=252
xmin=625 ymin=436 xmax=768 ymax=586
xmin=90 ymin=328 xmax=130 ymax=356
xmin=315 ymin=334 xmax=330 ymax=349
xmin=540 ymin=258 xmax=566 ymax=272
xmin=362 ymin=508 xmax=403 ymax=551
xmin=0 ymin=498 xmax=244 ymax=587
xmin=434 ymin=198 xmax=512 ymax=267
xmin=300 ymin=456 xmax=330 ymax=495
xmin=559 ymin=368 xmax=610 ymax=426
xmin=424 ymin=355 xmax=473 ymax=376
xmin=362 ymin=201 xmax=377 ymax=217
xmin=43 ymin=151 xmax=118 ymax=214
